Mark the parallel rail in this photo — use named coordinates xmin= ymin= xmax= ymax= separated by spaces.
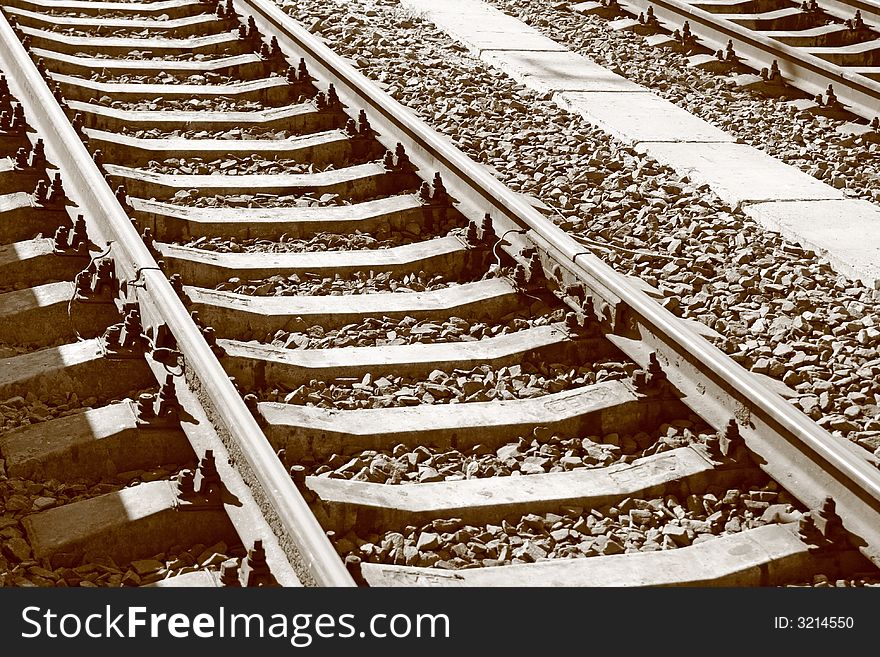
xmin=613 ymin=0 xmax=880 ymax=119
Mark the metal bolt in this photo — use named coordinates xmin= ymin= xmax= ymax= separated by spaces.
xmin=115 ymin=185 xmax=128 ymax=208
xmin=52 ymin=225 xmax=70 ymax=251
xmin=70 ymin=215 xmax=88 ymax=250
xmin=12 ymin=104 xmax=25 ymax=131
xmin=704 ymin=434 xmax=722 ymax=461
xmin=432 ymin=172 xmax=447 ymax=200
xmin=797 ymin=512 xmax=823 ymax=550
xmin=345 ymin=555 xmax=366 ymax=586
xmin=155 ymin=374 xmax=180 ymax=419
xmin=394 ymin=143 xmax=410 ymax=169
xmin=289 ymin=464 xmax=306 ymax=487
xmin=176 ymin=469 xmax=196 ymax=498
xmin=418 ymin=181 xmax=432 ymax=202
xmin=13 ymin=147 xmax=29 ymax=169
xmin=118 ymin=308 xmax=146 ymax=348
xmin=198 ymin=450 xmax=221 ymax=493
xmin=465 ymin=221 xmax=480 ymax=246
xmin=632 ymin=352 xmax=667 ymax=392
xmin=357 ymin=109 xmax=371 ymax=134
xmin=528 ymin=252 xmax=542 ymax=280
xmin=74 ymin=270 xmax=92 ymax=297
xmin=31 ymin=138 xmax=45 ymax=165
xmin=168 ymin=273 xmax=184 ymax=295
xmin=239 ymin=539 xmax=276 ymax=587
xmin=202 ymin=325 xmax=217 ymax=348
xmin=49 ymin=173 xmax=64 ymax=204
xmin=33 ymin=180 xmax=49 ymax=204
xmin=480 ymin=213 xmax=494 ymax=242
xmin=725 ymin=40 xmax=737 ymax=61
xmin=135 ymin=392 xmax=156 ymax=422
xmin=219 ymin=560 xmax=240 ymax=586
xmin=94 ymin=259 xmax=116 ymax=296
xmin=243 ymin=393 xmax=259 ymax=415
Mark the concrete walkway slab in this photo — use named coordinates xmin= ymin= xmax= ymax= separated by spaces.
xmin=635 ymin=142 xmax=846 ymax=207
xmin=482 ymin=50 xmax=643 ymax=93
xmin=402 ymin=0 xmax=566 ymax=54
xmin=743 ymin=200 xmax=880 ymax=288
xmin=557 ymin=91 xmax=735 ymax=143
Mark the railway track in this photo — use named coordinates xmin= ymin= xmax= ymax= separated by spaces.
xmin=0 ymin=0 xmax=878 ymax=587
xmin=0 ymin=76 xmax=304 ymax=588
xmin=578 ymin=0 xmax=880 ymax=120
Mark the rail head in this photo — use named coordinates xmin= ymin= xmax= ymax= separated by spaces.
xmin=237 ymin=0 xmax=880 ymax=565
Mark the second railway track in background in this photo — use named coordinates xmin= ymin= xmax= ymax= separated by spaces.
xmin=582 ymin=0 xmax=880 ymax=120
xmin=0 ymin=0 xmax=879 ymax=587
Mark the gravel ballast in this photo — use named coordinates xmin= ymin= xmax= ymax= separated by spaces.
xmin=340 ymin=481 xmax=796 ymax=568
xmin=263 ymin=306 xmax=564 ymax=348
xmin=262 ymin=358 xmax=635 ymax=410
xmin=307 ymin=416 xmax=712 ymax=483
xmin=275 ymin=0 xmax=880 ymax=454
xmin=488 ymin=0 xmax=880 ymax=205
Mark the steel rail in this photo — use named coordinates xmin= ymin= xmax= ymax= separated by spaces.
xmin=615 ymin=0 xmax=880 ymax=119
xmin=236 ymin=0 xmax=880 ymax=565
xmin=0 ymin=7 xmax=354 ymax=587
xmin=817 ymin=0 xmax=880 ymax=27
